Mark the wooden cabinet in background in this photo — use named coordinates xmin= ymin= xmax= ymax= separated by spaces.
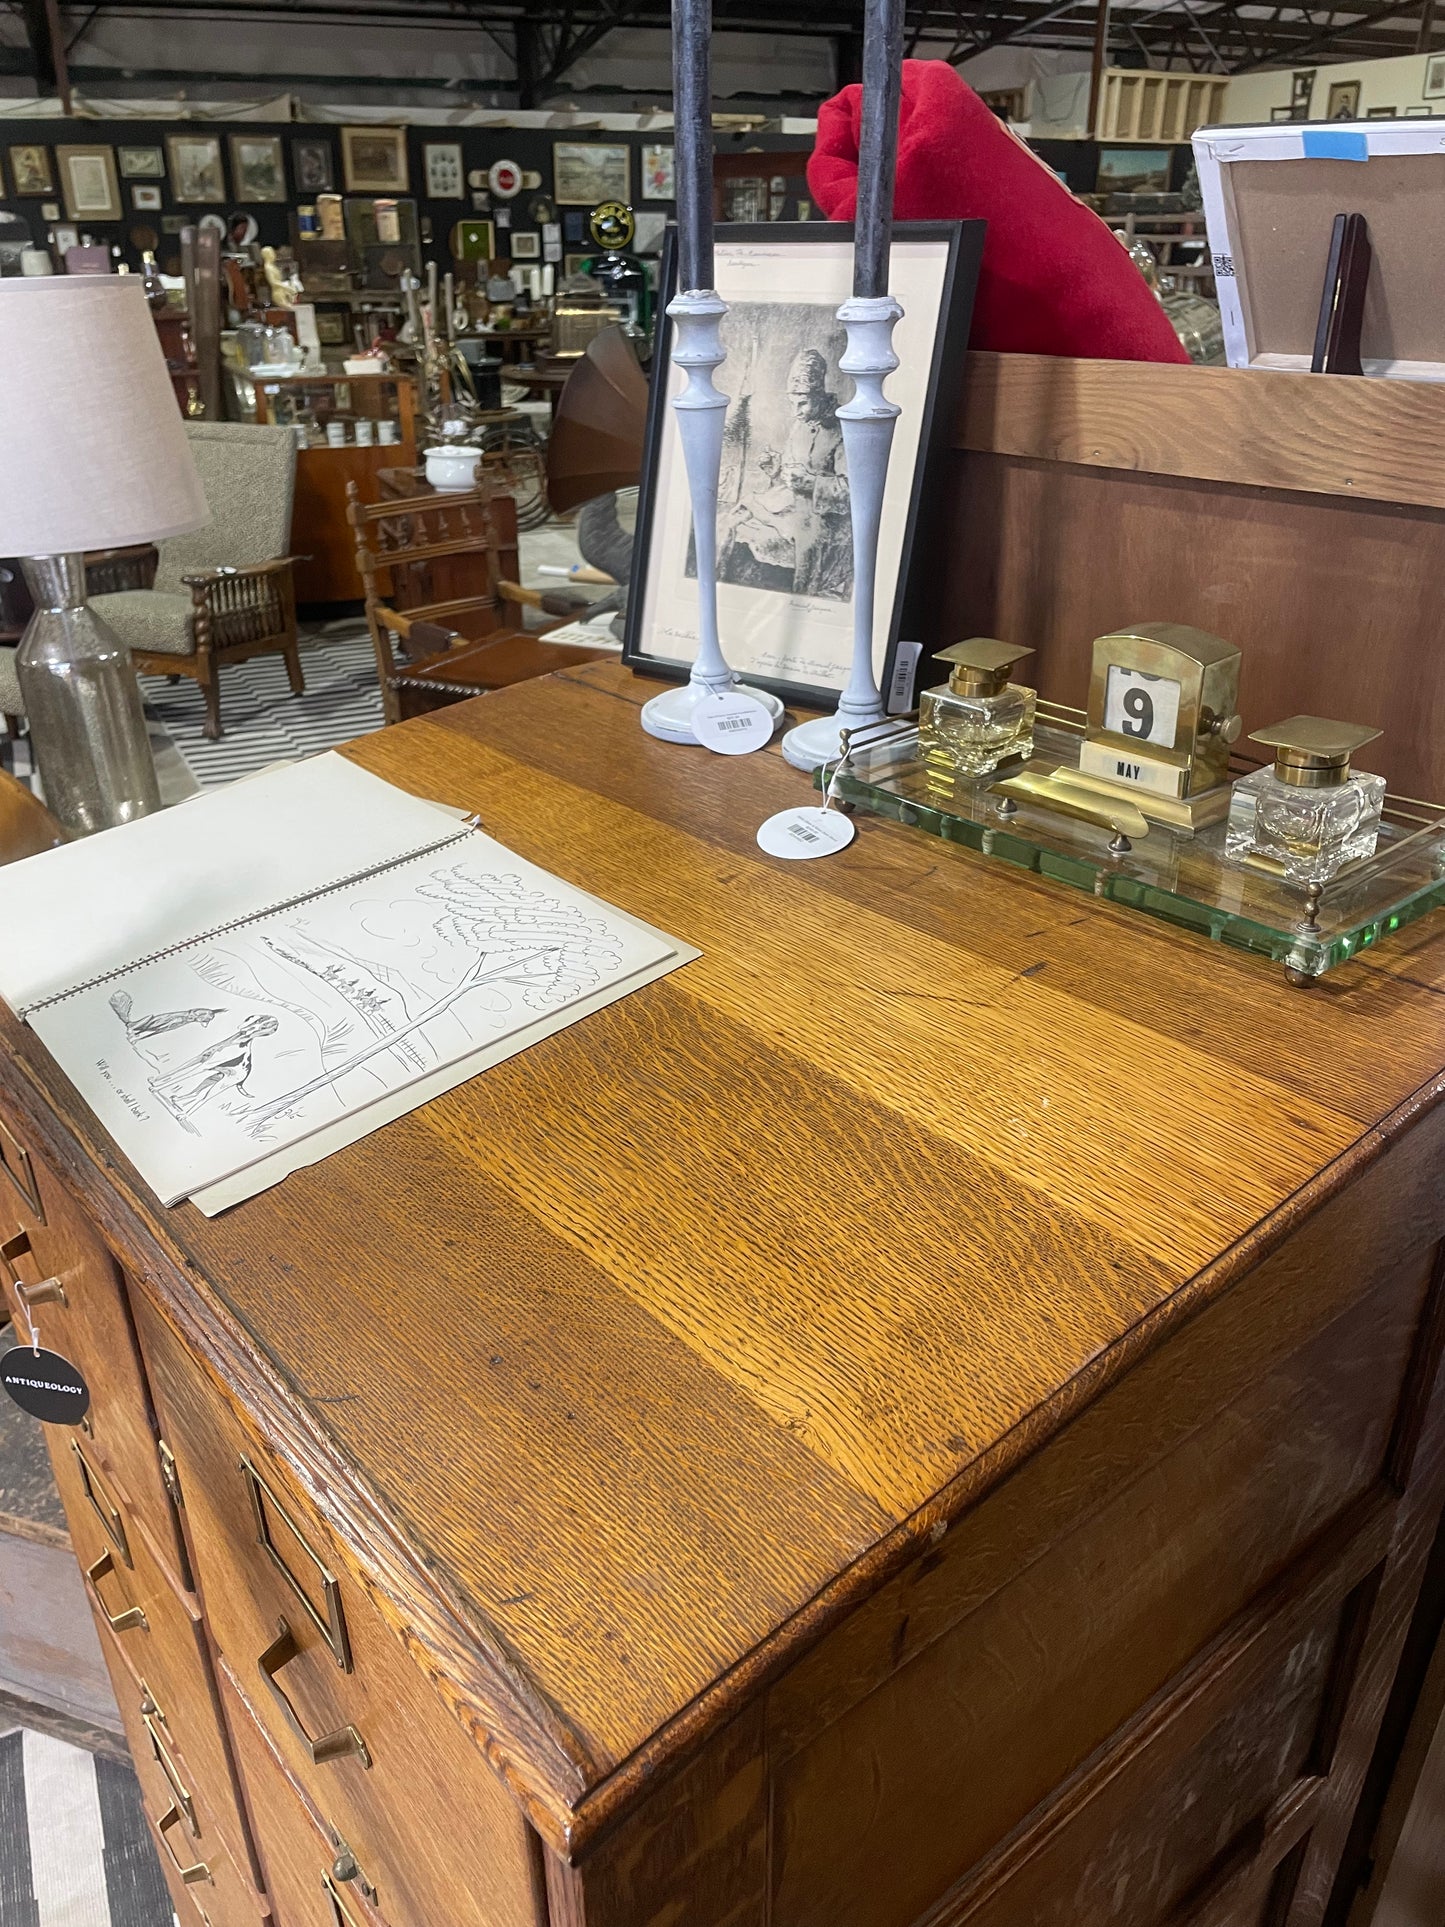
xmin=3 ymin=659 xmax=1445 ymax=1927
xmin=254 ymin=374 xmax=419 ymax=606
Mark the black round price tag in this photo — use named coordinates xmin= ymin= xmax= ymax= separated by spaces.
xmin=1 ymin=1344 xmax=91 ymax=1424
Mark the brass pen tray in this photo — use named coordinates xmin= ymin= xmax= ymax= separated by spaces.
xmin=820 ymin=708 xmax=1445 ymax=984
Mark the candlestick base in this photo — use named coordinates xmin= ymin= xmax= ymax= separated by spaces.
xmin=780 ymin=691 xmax=888 ymax=772
xmin=641 ymin=675 xmax=785 ymax=745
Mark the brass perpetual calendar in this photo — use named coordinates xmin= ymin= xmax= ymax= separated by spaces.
xmin=1074 ymin=623 xmax=1243 ymax=832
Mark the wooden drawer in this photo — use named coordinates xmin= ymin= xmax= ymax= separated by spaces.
xmin=49 ymin=1424 xmax=259 ymax=1881
xmin=220 ymin=1661 xmax=392 ymax=1927
xmin=132 ymin=1290 xmax=544 ymax=1927
xmin=100 ymin=1623 xmax=266 ymax=1927
xmin=0 ymin=1121 xmax=187 ymax=1582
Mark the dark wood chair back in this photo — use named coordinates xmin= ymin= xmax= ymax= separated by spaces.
xmin=0 ymin=770 xmax=66 ymax=865
xmin=346 ymin=481 xmax=523 ymax=723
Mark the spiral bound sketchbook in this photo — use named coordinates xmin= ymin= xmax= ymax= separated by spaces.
xmin=0 ymin=755 xmax=693 ymax=1211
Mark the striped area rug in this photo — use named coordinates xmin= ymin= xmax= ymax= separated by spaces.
xmin=138 ymin=627 xmax=384 ymax=791
xmin=0 ymin=1728 xmax=174 ymax=1927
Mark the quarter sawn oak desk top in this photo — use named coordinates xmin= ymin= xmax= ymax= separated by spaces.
xmin=4 ymin=657 xmax=1445 ymax=1868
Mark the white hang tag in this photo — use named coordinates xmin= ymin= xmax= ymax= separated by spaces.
xmin=756 ymin=805 xmax=856 ymax=860
xmin=692 ymin=689 xmax=776 ymax=756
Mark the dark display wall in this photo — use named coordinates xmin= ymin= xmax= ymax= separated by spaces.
xmin=0 ymin=115 xmax=817 ymax=274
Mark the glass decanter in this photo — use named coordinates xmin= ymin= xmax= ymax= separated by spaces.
xmin=1225 ymin=716 xmax=1385 ymax=886
xmin=919 ymin=639 xmax=1036 ymax=782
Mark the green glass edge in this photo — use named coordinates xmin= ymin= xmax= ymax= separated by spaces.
xmin=818 ymin=766 xmax=1445 ymax=979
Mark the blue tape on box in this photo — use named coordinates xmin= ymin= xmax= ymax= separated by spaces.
xmin=1301 ymin=130 xmax=1369 ymax=160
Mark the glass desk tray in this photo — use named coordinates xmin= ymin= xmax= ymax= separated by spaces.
xmin=820 ymin=713 xmax=1445 ymax=984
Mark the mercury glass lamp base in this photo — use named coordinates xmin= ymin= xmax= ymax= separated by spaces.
xmin=781 ymin=703 xmax=887 ymax=773
xmin=640 ymin=677 xmax=786 ymax=746
xmin=18 ymin=553 xmax=161 ymax=837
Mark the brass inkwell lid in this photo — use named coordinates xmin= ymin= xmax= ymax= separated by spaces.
xmin=1248 ymin=716 xmax=1382 ymax=789
xmin=934 ymin=638 xmax=1034 ymax=698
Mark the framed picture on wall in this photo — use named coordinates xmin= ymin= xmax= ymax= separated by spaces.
xmin=1289 ymin=69 xmax=1315 ymax=118
xmin=1326 ymin=80 xmax=1362 ymax=118
xmin=553 ymin=142 xmax=630 ymax=204
xmin=8 ymin=144 xmax=53 ymax=196
xmin=292 ymin=137 xmax=335 ymax=193
xmin=624 ymin=221 xmax=981 ymax=713
xmin=167 ymin=135 xmax=226 ymax=203
xmin=1425 ymin=53 xmax=1445 ymax=96
xmin=131 ymin=184 xmax=162 ymax=211
xmin=118 ymin=144 xmax=164 ymax=179
xmin=509 ymin=230 xmax=540 ymax=258
xmin=563 ymin=251 xmax=591 ymax=277
xmin=424 ymin=142 xmax=464 ymax=199
xmin=229 ymin=135 xmax=287 ymax=203
xmin=57 ymin=146 xmax=122 ymax=222
xmin=341 ymin=125 xmax=409 ymax=193
xmin=641 ymin=143 xmax=675 ymax=200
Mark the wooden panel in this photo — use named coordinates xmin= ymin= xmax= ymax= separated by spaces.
xmin=770 ymin=1256 xmax=1430 ymax=1927
xmin=219 ymin=1665 xmax=399 ymax=1927
xmin=953 ymin=352 xmax=1445 ymax=511
xmin=936 ymin=451 xmax=1445 ymax=802
xmin=47 ymin=1413 xmax=258 ymax=1878
xmin=100 ymin=1622 xmax=266 ymax=1926
xmin=936 ymin=1603 xmax=1342 ymax=1927
xmin=291 ymin=447 xmax=397 ymax=604
xmin=0 ymin=1130 xmax=188 ymax=1584
xmin=132 ymin=1289 xmax=545 ymax=1927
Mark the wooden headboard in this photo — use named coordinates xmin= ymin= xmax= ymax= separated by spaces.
xmin=936 ymin=353 xmax=1445 ymax=799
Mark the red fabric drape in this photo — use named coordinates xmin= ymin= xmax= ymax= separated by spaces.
xmin=808 ymin=60 xmax=1190 ymax=363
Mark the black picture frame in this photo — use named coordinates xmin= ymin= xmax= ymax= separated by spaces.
xmin=622 ymin=219 xmax=981 ymax=713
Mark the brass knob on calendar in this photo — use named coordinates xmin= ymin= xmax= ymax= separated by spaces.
xmin=1200 ymin=707 xmax=1242 ymax=744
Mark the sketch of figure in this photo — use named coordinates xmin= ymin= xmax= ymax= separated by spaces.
xmin=687 ymin=302 xmax=853 ymax=603
xmin=149 ymin=1015 xmax=280 ymax=1130
xmin=109 ymin=990 xmax=222 ymax=1064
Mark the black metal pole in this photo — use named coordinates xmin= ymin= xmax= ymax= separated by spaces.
xmin=852 ymin=0 xmax=905 ymax=298
xmin=672 ymin=0 xmax=715 ymax=291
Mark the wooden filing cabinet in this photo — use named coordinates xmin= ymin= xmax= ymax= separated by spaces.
xmin=3 ymin=660 xmax=1445 ymax=1927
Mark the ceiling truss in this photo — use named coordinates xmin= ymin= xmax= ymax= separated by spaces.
xmin=0 ymin=0 xmax=1436 ymax=95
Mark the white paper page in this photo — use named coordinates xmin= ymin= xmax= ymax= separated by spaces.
xmin=28 ymin=828 xmax=679 ymax=1206
xmin=0 ymin=754 xmax=464 ymax=1015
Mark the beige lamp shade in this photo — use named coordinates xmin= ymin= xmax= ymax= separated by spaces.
xmin=0 ymin=277 xmax=209 ymax=555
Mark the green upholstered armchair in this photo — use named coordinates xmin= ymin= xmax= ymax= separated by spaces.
xmin=90 ymin=420 xmax=303 ymax=741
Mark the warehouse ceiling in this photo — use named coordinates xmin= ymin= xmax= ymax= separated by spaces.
xmin=2 ymin=0 xmax=1437 ymax=102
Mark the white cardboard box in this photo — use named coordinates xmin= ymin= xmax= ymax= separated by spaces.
xmin=1192 ymin=118 xmax=1445 ymax=378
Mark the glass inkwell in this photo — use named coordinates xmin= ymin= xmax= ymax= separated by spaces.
xmin=918 ymin=638 xmax=1036 ymax=781
xmin=1226 ymin=716 xmax=1386 ymax=885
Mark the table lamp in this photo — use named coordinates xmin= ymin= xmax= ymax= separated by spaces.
xmin=0 ymin=278 xmax=208 ymax=835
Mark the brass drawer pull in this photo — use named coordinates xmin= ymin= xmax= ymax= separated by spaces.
xmin=13 ymin=1274 xmax=66 ymax=1311
xmin=0 ymin=1119 xmax=42 ymax=1220
xmin=323 ymin=1872 xmax=367 ymax=1927
xmin=240 ymin=1455 xmax=352 ymax=1671
xmin=86 ymin=1549 xmax=147 ymax=1633
xmin=258 ymin=1618 xmax=372 ymax=1770
xmin=142 ymin=1697 xmax=198 ymax=1836
xmin=70 ymin=1440 xmax=131 ymax=1566
xmin=157 ymin=1804 xmax=211 ymax=1885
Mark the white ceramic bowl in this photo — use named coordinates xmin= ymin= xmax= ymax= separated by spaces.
xmin=423 ymin=445 xmax=482 ymax=492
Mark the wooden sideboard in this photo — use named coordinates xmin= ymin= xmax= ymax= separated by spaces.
xmin=4 ymin=658 xmax=1445 ymax=1927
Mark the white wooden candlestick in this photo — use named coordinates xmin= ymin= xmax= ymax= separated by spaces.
xmin=781 ymin=293 xmax=903 ymax=772
xmin=640 ymin=288 xmax=785 ymax=745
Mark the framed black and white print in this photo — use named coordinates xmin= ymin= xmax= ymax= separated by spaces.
xmin=623 ymin=221 xmax=981 ymax=711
